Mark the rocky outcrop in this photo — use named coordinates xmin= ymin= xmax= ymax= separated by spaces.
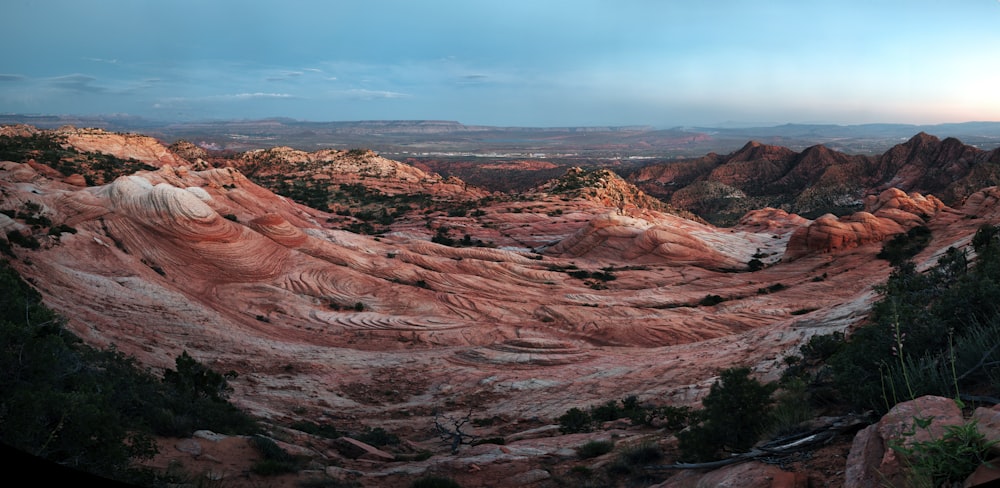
xmin=536 ymin=167 xmax=703 ymax=222
xmin=784 ymin=188 xmax=946 ymax=261
xmin=843 ymin=396 xmax=1000 ymax=488
xmin=59 ymin=127 xmax=190 ymax=167
xmin=735 ymin=207 xmax=809 ymax=233
xmin=544 ymin=211 xmax=744 ymax=269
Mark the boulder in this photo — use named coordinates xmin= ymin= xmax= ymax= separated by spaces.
xmin=845 ymin=395 xmax=964 ymax=488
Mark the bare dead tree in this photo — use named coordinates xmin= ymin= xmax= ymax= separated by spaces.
xmin=433 ymin=408 xmax=478 ymax=454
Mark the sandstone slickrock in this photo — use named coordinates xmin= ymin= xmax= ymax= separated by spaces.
xmin=784 ymin=188 xmax=946 ymax=261
xmin=6 ymin=125 xmax=1000 ymax=487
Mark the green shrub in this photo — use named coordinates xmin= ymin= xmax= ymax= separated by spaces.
xmin=250 ymin=435 xmax=298 ymax=475
xmin=620 ymin=442 xmax=662 ymax=465
xmin=356 ymin=426 xmax=400 ymax=447
xmin=828 ymin=227 xmax=1000 ymax=412
xmin=0 ymin=261 xmax=257 ymax=482
xmin=590 ymin=400 xmax=624 ymax=423
xmin=577 ymin=440 xmax=614 ymax=459
xmin=6 ymin=230 xmax=40 ymax=249
xmin=47 ymin=223 xmax=77 ymax=236
xmin=290 ymin=420 xmax=342 ymax=439
xmin=677 ymin=368 xmax=775 ymax=462
xmin=767 ymin=378 xmax=814 ymax=437
xmin=878 ymin=225 xmax=932 ymax=266
xmin=891 ymin=419 xmax=997 ymax=486
xmin=558 ymin=407 xmax=593 ymax=434
xmin=800 ymin=332 xmax=845 ymax=362
xmin=605 ymin=442 xmax=662 ymax=482
xmin=656 ymin=405 xmax=696 ymax=431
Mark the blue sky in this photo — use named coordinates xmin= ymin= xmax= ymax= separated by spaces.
xmin=2 ymin=0 xmax=999 ymax=127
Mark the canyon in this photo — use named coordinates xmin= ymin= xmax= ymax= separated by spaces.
xmin=3 ymin=124 xmax=1000 ymax=486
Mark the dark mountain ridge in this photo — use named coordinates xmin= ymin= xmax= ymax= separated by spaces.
xmin=626 ymin=132 xmax=1000 ymax=225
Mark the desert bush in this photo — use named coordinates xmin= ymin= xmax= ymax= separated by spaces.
xmin=605 ymin=442 xmax=663 ymax=483
xmin=766 ymin=378 xmax=814 ymax=437
xmin=6 ymin=230 xmax=40 ymax=249
xmin=891 ymin=418 xmax=997 ymax=487
xmin=558 ymin=407 xmax=593 ymax=434
xmin=677 ymin=368 xmax=775 ymax=462
xmin=577 ymin=440 xmax=614 ymax=459
xmin=878 ymin=225 xmax=932 ymax=266
xmin=828 ymin=225 xmax=1000 ymax=411
xmin=291 ymin=420 xmax=342 ymax=439
xmin=47 ymin=223 xmax=77 ymax=236
xmin=0 ymin=261 xmax=258 ymax=482
xmin=590 ymin=400 xmax=625 ymax=423
xmin=356 ymin=426 xmax=400 ymax=447
xmin=654 ymin=405 xmax=697 ymax=431
xmin=698 ymin=294 xmax=724 ymax=306
xmin=250 ymin=435 xmax=298 ymax=475
xmin=800 ymin=332 xmax=845 ymax=362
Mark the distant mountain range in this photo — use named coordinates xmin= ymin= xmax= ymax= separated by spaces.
xmin=3 ymin=114 xmax=998 ymax=156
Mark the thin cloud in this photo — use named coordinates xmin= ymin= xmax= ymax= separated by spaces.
xmin=160 ymin=92 xmax=294 ymax=104
xmin=0 ymin=74 xmax=27 ymax=82
xmin=457 ymin=74 xmax=490 ymax=85
xmin=265 ymin=71 xmax=304 ymax=82
xmin=224 ymin=92 xmax=294 ymax=100
xmin=83 ymin=57 xmax=119 ymax=64
xmin=336 ymin=89 xmax=410 ymax=100
xmin=48 ymin=74 xmax=105 ymax=93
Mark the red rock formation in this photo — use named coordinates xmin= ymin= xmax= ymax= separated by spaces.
xmin=59 ymin=127 xmax=190 ymax=167
xmin=784 ymin=188 xmax=946 ymax=261
xmin=628 ymin=132 xmax=1000 ymax=224
xmin=845 ymin=396 xmax=964 ymax=488
xmin=543 ymin=211 xmax=745 ymax=269
xmin=6 ymin=124 xmax=1000 ymax=487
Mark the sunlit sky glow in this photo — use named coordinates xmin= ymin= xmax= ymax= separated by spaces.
xmin=3 ymin=0 xmax=999 ymax=127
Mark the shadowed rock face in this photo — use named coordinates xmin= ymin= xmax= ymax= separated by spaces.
xmin=4 ymin=126 xmax=1000 ymax=486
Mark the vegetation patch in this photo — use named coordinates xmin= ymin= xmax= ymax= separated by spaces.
xmin=0 ymin=260 xmax=258 ymax=483
xmin=877 ymin=225 xmax=932 ymax=266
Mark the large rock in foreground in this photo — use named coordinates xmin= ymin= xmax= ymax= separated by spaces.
xmin=845 ymin=396 xmax=965 ymax=488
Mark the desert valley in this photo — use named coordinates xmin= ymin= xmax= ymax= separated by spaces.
xmin=4 ymin=122 xmax=1000 ymax=487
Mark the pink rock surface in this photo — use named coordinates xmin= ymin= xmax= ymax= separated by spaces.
xmin=5 ymin=127 xmax=1000 ymax=487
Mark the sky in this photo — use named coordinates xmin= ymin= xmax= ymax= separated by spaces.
xmin=2 ymin=0 xmax=1000 ymax=128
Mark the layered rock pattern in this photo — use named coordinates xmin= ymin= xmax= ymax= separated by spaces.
xmin=5 ymin=125 xmax=1000 ymax=486
xmin=785 ymin=188 xmax=947 ymax=260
